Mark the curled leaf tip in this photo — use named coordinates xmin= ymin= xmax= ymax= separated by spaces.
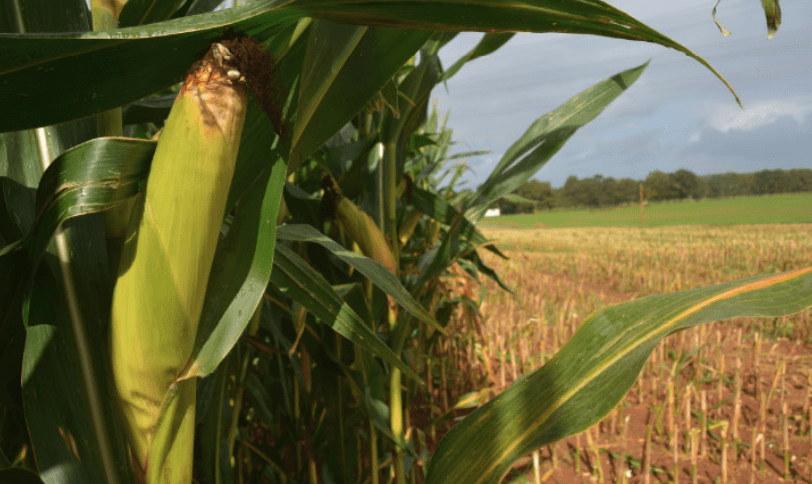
xmin=761 ymin=0 xmax=781 ymax=39
xmin=712 ymin=0 xmax=732 ymax=37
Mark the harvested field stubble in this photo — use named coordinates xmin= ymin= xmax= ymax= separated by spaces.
xmin=442 ymin=224 xmax=812 ymax=483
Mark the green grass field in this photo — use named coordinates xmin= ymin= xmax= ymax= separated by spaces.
xmin=480 ymin=193 xmax=812 ymax=228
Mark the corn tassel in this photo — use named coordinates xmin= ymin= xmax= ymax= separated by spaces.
xmin=110 ymin=40 xmax=248 ymax=483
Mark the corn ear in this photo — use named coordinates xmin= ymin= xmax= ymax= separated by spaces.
xmin=397 ymin=208 xmax=423 ymax=246
xmin=322 ymin=175 xmax=396 ymax=275
xmin=110 ymin=41 xmax=248 ymax=483
xmin=338 ymin=199 xmax=397 ymax=275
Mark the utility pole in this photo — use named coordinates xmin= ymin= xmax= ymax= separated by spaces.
xmin=639 ymin=183 xmax=645 ymax=228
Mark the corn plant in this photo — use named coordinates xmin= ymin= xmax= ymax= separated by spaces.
xmin=0 ymin=1 xmax=803 ymax=484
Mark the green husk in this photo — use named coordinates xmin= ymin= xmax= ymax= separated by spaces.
xmin=110 ymin=42 xmax=248 ymax=483
xmin=322 ymin=176 xmax=397 ymax=275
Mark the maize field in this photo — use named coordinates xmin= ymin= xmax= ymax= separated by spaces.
xmin=0 ymin=1 xmax=804 ymax=484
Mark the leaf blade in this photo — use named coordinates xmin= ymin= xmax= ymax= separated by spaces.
xmin=0 ymin=0 xmax=741 ymax=132
xmin=760 ymin=0 xmax=781 ymax=39
xmin=187 ymin=156 xmax=286 ymax=378
xmin=470 ymin=62 xmax=648 ymax=219
xmin=271 ymin=243 xmax=420 ymax=382
xmin=276 ymin=223 xmax=441 ymax=332
xmin=427 ymin=267 xmax=812 ymax=484
xmin=289 ymin=22 xmax=431 ymax=170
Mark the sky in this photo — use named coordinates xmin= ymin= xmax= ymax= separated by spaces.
xmin=430 ymin=0 xmax=812 ymax=189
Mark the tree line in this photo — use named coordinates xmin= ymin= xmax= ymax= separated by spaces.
xmin=496 ymin=168 xmax=812 ymax=214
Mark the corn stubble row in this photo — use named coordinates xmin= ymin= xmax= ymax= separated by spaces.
xmin=432 ymin=225 xmax=812 ymax=483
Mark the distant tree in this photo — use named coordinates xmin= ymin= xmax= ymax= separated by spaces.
xmin=739 ymin=172 xmax=756 ymax=196
xmin=615 ymin=178 xmax=639 ymax=205
xmin=787 ymin=169 xmax=812 ymax=192
xmin=579 ymin=175 xmax=603 ymax=208
xmin=496 ymin=198 xmax=519 ymax=214
xmin=518 ymin=179 xmax=555 ymax=210
xmin=705 ymin=173 xmax=728 ymax=198
xmin=499 ymin=179 xmax=556 ymax=214
xmin=644 ymin=170 xmax=679 ymax=200
xmin=561 ymin=175 xmax=582 ymax=207
xmin=672 ymin=169 xmax=704 ymax=199
xmin=753 ymin=169 xmax=789 ymax=195
xmin=555 ymin=168 xmax=809 ymax=210
xmin=597 ymin=176 xmax=618 ymax=207
xmin=707 ymin=172 xmax=754 ymax=197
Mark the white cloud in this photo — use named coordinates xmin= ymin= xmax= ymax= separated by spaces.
xmin=709 ymin=98 xmax=812 ymax=132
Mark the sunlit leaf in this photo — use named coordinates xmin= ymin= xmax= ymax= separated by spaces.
xmin=427 ymin=267 xmax=812 ymax=484
xmin=184 ymin=157 xmax=286 ymax=379
xmin=470 ymin=62 xmax=648 ymax=219
xmin=0 ymin=138 xmax=155 ymax=261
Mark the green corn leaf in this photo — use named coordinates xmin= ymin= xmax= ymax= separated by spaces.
xmin=5 ymin=109 xmax=131 ymax=484
xmin=0 ymin=0 xmax=90 ymax=33
xmin=0 ymin=138 xmax=156 ymax=261
xmin=121 ymin=94 xmax=175 ymax=126
xmin=227 ymin=35 xmax=305 ymax=208
xmin=416 ymin=215 xmax=464 ymax=288
xmin=118 ymin=0 xmax=185 ymax=28
xmin=0 ymin=2 xmax=300 ymax=132
xmin=427 ymin=266 xmax=812 ymax=484
xmin=276 ymin=223 xmax=442 ymax=332
xmin=0 ymin=467 xmax=46 ymax=484
xmin=711 ymin=0 xmax=732 ymax=37
xmin=2 ymin=3 xmax=132 ymax=481
xmin=294 ymin=0 xmax=740 ymax=110
xmin=470 ymin=62 xmax=648 ymax=220
xmin=410 ymin=187 xmax=506 ymax=259
xmin=271 ymin=243 xmax=420 ymax=382
xmin=0 ymin=102 xmax=289 ymax=268
xmin=712 ymin=0 xmax=781 ymax=39
xmin=21 ymin=226 xmax=132 ymax=484
xmin=1 ymin=139 xmax=37 ymax=385
xmin=500 ymin=193 xmax=536 ymax=206
xmin=185 ymin=0 xmax=229 ymax=17
xmin=760 ymin=0 xmax=781 ymax=39
xmin=460 ymin=249 xmax=512 ymax=293
xmin=382 ymin=47 xmax=440 ymax=145
xmin=439 ymin=33 xmax=515 ymax=83
xmin=196 ymin=355 xmax=235 ymax=484
xmin=0 ymin=0 xmax=741 ymax=133
xmin=184 ymin=157 xmax=286 ymax=379
xmin=290 ymin=21 xmax=431 ymax=171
